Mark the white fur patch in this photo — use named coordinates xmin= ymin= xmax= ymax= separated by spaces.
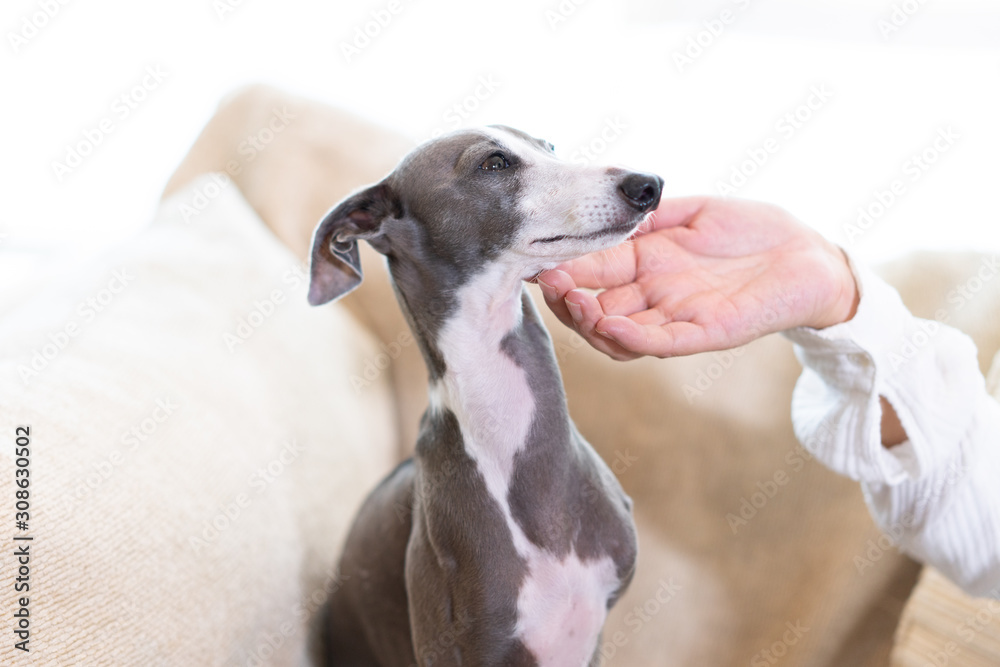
xmin=435 ymin=261 xmax=532 ymax=501
xmin=435 ymin=262 xmax=618 ymax=666
xmin=515 ymin=551 xmax=620 ymax=666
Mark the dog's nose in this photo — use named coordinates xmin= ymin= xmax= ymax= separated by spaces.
xmin=619 ymin=172 xmax=664 ymax=212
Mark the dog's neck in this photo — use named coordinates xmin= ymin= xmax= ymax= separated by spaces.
xmin=397 ymin=260 xmax=572 ymax=480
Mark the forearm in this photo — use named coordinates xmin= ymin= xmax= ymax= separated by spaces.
xmin=880 ymin=396 xmax=907 ymax=447
xmin=863 ymin=393 xmax=1000 ymax=596
xmin=785 ymin=256 xmax=1000 ymax=595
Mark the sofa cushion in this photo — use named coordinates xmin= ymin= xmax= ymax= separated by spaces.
xmin=0 ymin=175 xmax=397 ymax=666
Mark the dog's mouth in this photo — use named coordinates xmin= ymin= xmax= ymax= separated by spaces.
xmin=532 ymin=218 xmax=642 ymax=245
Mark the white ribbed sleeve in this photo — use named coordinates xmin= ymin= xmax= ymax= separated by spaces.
xmin=784 ymin=257 xmax=1000 ymax=598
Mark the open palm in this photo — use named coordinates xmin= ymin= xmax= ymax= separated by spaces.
xmin=536 ymin=197 xmax=858 ymax=361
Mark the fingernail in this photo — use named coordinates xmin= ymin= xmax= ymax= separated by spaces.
xmin=565 ymin=299 xmax=582 ymax=323
xmin=596 ymin=322 xmax=619 ymax=341
xmin=537 ymin=278 xmax=556 ymax=301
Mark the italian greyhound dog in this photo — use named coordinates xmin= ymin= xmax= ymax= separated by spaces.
xmin=308 ymin=125 xmax=662 ymax=666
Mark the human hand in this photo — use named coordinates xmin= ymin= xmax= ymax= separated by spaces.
xmin=535 ymin=196 xmax=859 ymax=361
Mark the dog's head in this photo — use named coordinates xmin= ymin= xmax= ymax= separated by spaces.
xmin=307 ymin=125 xmax=662 ymax=305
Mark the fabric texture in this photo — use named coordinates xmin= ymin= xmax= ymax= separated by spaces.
xmin=0 ymin=175 xmax=397 ymax=666
xmin=890 ymin=338 xmax=1000 ymax=665
xmin=785 ymin=256 xmax=1000 ymax=597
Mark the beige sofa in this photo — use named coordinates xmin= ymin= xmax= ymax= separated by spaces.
xmin=2 ymin=87 xmax=997 ymax=666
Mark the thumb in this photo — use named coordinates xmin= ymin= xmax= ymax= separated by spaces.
xmin=646 ymin=197 xmax=711 ymax=231
xmin=547 ymin=245 xmax=638 ymax=290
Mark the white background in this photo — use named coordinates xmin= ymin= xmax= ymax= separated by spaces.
xmin=1 ymin=0 xmax=998 ymax=290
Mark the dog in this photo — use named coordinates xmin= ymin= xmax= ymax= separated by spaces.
xmin=308 ymin=125 xmax=662 ymax=666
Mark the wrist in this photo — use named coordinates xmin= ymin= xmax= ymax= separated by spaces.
xmin=811 ymin=245 xmax=859 ymax=329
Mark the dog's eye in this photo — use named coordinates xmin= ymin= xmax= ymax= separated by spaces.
xmin=480 ymin=153 xmax=509 ymax=171
xmin=545 ymin=142 xmax=555 ymax=153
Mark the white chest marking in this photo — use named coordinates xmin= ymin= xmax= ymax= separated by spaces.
xmin=515 ymin=551 xmax=619 ymax=666
xmin=432 ymin=262 xmax=535 ymax=512
xmin=431 ymin=263 xmax=618 ymax=666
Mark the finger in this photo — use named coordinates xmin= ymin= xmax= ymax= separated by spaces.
xmin=537 ymin=269 xmax=577 ymax=297
xmin=595 ymin=315 xmax=723 ymax=358
xmin=623 ymin=308 xmax=669 ymax=326
xmin=597 ymin=275 xmax=691 ymax=319
xmin=551 ymin=244 xmax=638 ymax=290
xmin=537 ymin=274 xmax=641 ymax=360
xmin=645 ymin=196 xmax=711 ymax=231
xmin=536 ymin=273 xmax=644 ymax=361
xmin=536 ymin=269 xmax=579 ymax=330
xmin=565 ymin=288 xmax=605 ymax=334
xmin=596 ymin=282 xmax=650 ymax=317
xmin=564 ymin=290 xmax=640 ymax=361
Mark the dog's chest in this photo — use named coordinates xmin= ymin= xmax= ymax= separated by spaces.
xmin=515 ymin=548 xmax=620 ymax=666
xmin=440 ymin=381 xmax=621 ymax=667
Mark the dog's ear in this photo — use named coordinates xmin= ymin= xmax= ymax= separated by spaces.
xmin=308 ymin=182 xmax=399 ymax=306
